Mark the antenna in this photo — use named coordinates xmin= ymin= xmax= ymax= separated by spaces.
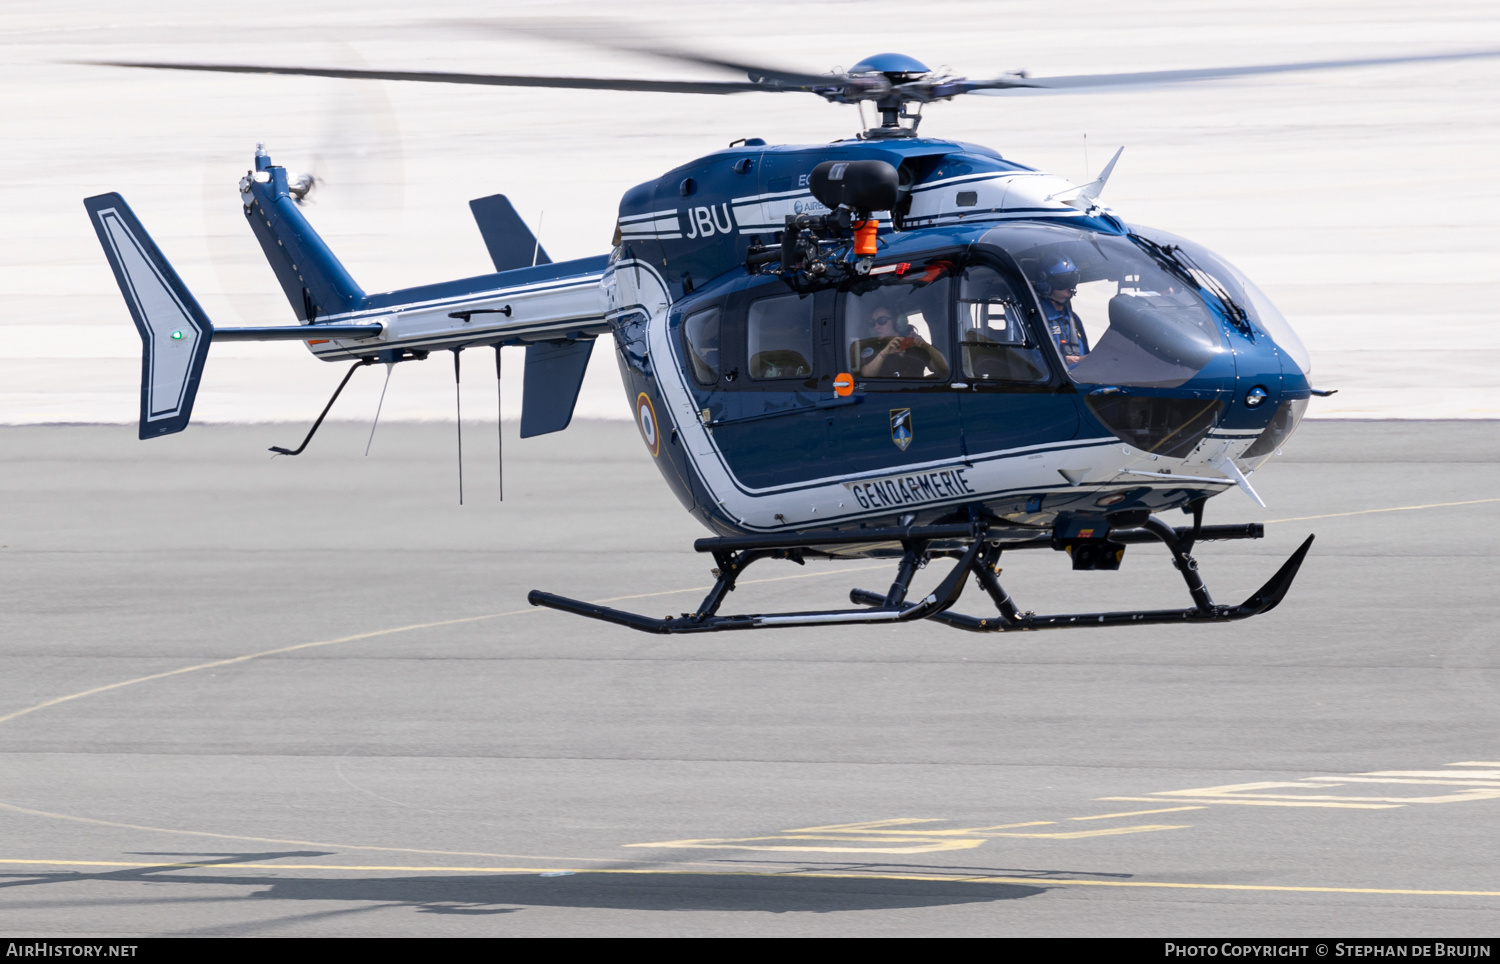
xmin=365 ymin=362 xmax=393 ymax=456
xmin=504 ymin=343 xmax=510 ymax=500
xmin=452 ymin=348 xmax=464 ymax=505
xmin=532 ymin=211 xmax=545 ymax=267
xmin=1083 ymin=132 xmax=1090 ymax=181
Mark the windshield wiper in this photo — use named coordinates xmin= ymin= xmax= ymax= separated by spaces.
xmin=1129 ymin=233 xmax=1251 ymax=334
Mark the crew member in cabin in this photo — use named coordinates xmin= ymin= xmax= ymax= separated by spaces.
xmin=1037 ymin=257 xmax=1089 ymax=365
xmin=858 ymin=307 xmax=949 ymax=379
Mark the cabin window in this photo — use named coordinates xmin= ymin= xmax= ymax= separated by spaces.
xmin=747 ymin=292 xmax=815 ymax=380
xmin=682 ymin=306 xmax=721 ymax=386
xmin=844 ymin=268 xmax=952 ymax=381
xmin=957 ymin=265 xmax=1050 ymax=384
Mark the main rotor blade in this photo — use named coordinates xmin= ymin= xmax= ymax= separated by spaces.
xmin=77 ymin=60 xmax=779 ymax=95
xmin=452 ymin=17 xmax=845 ymax=89
xmin=584 ymin=48 xmax=837 ymax=89
xmin=988 ymin=47 xmax=1500 ymax=92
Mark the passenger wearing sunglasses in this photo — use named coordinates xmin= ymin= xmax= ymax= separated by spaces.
xmin=858 ymin=307 xmax=949 ymax=379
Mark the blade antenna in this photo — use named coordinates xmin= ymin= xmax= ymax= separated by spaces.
xmin=495 ymin=344 xmax=504 ymax=501
xmin=365 ymin=361 xmax=394 ymax=456
xmin=532 ymin=211 xmax=544 ymax=267
xmin=453 ymin=347 xmax=464 ymax=505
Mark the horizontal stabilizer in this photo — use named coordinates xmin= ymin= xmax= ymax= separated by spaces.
xmin=521 ymin=338 xmax=595 ymax=438
xmin=84 ymin=193 xmax=213 ymax=439
xmin=470 ymin=194 xmax=550 ymax=272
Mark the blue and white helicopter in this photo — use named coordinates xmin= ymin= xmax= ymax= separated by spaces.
xmin=83 ymin=44 xmax=1489 ymax=635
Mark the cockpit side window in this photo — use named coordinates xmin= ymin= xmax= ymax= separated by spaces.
xmin=682 ymin=306 xmax=721 ymax=386
xmin=747 ymin=292 xmax=815 ymax=380
xmin=957 ymin=266 xmax=1050 ymax=385
xmin=844 ymin=269 xmax=952 ymax=381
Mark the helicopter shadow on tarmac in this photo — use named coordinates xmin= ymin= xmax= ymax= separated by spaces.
xmin=0 ymin=851 xmax=1050 ymax=917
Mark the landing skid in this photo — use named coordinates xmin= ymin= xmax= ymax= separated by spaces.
xmin=527 ymin=518 xmax=1314 ymax=635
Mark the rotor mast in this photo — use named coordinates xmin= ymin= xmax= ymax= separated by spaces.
xmin=846 ymin=53 xmax=936 ymax=139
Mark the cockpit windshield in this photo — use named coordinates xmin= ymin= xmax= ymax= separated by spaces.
xmin=1127 ymin=225 xmax=1312 ymax=377
xmin=979 ymin=223 xmax=1232 ymax=389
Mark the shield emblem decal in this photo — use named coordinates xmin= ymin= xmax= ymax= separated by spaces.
xmin=890 ymin=408 xmax=913 ymax=451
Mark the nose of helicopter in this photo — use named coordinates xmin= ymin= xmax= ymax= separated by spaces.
xmin=1211 ymin=267 xmax=1316 ymax=464
xmin=1071 ymin=298 xmax=1312 ymax=476
xmin=1177 ymin=315 xmax=1313 ymax=477
xmin=995 ymin=221 xmax=1316 ymax=473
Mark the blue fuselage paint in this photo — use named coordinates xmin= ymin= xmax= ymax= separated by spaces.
xmin=241 ymin=139 xmax=1309 ymax=540
xmin=607 ymin=137 xmax=1311 ymax=538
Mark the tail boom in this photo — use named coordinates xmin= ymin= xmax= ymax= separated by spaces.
xmin=88 ymin=147 xmax=612 ymax=441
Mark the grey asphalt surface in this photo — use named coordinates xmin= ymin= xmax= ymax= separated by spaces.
xmin=1 ymin=418 xmax=1498 ymax=937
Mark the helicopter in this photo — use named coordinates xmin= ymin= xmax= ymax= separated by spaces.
xmin=80 ymin=42 xmax=1497 ymax=636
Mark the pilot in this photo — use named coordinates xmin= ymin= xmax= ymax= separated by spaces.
xmin=1038 ymin=258 xmax=1089 ymax=365
xmin=859 ymin=307 xmax=949 ymax=379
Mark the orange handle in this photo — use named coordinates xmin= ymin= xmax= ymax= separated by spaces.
xmin=854 ymin=219 xmax=879 ymax=257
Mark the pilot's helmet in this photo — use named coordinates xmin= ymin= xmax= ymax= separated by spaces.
xmin=1038 ymin=257 xmax=1081 ymax=294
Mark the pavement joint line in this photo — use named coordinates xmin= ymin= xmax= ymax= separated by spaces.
xmin=0 ymin=803 xmax=809 ymax=874
xmin=5 ymin=495 xmax=1488 ymax=723
xmin=0 ymin=564 xmax=885 ymax=874
xmin=1100 ymin=796 xmax=1401 ymax=809
xmin=1 ymin=497 xmax=1489 ymax=899
xmin=1 ymin=858 xmax=1499 ymax=898
xmin=1264 ymin=496 xmax=1500 ymax=524
xmin=1069 ymin=806 xmax=1205 ymax=821
xmin=0 ymin=563 xmax=884 ymax=727
xmin=0 ymin=801 xmax=620 ymax=865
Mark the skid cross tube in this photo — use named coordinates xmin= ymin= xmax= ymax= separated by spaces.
xmin=849 ymin=516 xmax=1313 ymax=632
xmin=527 ymin=515 xmax=1309 ymax=635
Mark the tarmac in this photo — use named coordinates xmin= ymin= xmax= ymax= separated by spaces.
xmin=1 ymin=418 xmax=1498 ymax=936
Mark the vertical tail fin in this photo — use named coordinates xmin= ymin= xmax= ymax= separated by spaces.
xmin=83 ymin=193 xmax=214 ymax=438
xmin=239 ymin=146 xmax=365 ymax=322
xmin=469 ymin=194 xmax=551 ymax=271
